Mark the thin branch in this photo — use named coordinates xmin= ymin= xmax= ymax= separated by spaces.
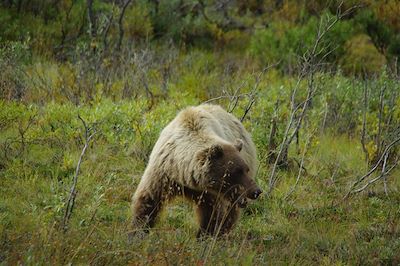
xmin=344 ymin=135 xmax=400 ymax=199
xmin=382 ymin=152 xmax=389 ymax=196
xmin=227 ymin=86 xmax=244 ymax=113
xmin=284 ymin=131 xmax=314 ymax=200
xmin=87 ymin=0 xmax=96 ymax=39
xmin=17 ymin=114 xmax=37 ymax=156
xmin=102 ymin=9 xmax=115 ymax=52
xmin=351 ymin=155 xmax=398 ymax=195
xmin=116 ymin=0 xmax=133 ymax=51
xmin=376 ymin=84 xmax=386 ymax=158
xmin=267 ymin=3 xmax=361 ymax=194
xmin=202 ymin=63 xmax=277 ymax=116
xmin=360 ymin=80 xmax=368 ymax=162
xmin=202 ymin=93 xmax=248 ymax=105
xmin=239 ymin=65 xmax=276 ymax=121
xmin=62 ymin=114 xmax=96 ymax=232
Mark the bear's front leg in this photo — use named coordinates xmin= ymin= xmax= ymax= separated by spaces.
xmin=129 ymin=189 xmax=163 ymax=239
xmin=131 ymin=194 xmax=162 ymax=228
xmin=195 ymin=193 xmax=239 ymax=238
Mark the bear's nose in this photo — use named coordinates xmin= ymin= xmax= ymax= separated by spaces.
xmin=252 ymin=189 xmax=262 ymax=199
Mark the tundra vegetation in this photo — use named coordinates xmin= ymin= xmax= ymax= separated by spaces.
xmin=1 ymin=0 xmax=400 ymax=265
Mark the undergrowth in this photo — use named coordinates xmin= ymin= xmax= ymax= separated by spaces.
xmin=1 ymin=77 xmax=399 ymax=264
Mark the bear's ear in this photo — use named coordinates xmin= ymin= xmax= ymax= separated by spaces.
xmin=234 ymin=139 xmax=243 ymax=152
xmin=197 ymin=144 xmax=224 ymax=165
xmin=208 ymin=144 xmax=224 ymax=159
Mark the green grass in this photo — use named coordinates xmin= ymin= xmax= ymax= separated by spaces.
xmin=1 ymin=1 xmax=400 ymax=263
xmin=1 ymin=95 xmax=399 ymax=265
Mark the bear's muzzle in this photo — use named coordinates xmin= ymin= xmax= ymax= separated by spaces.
xmin=248 ymin=188 xmax=262 ymax=200
xmin=240 ymin=177 xmax=262 ymax=200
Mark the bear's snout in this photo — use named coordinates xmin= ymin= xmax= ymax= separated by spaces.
xmin=252 ymin=188 xmax=263 ymax=199
xmin=247 ymin=187 xmax=262 ymax=200
xmin=240 ymin=177 xmax=262 ymax=200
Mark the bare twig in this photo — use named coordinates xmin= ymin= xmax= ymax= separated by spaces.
xmin=239 ymin=65 xmax=275 ymax=121
xmin=102 ymin=8 xmax=115 ymax=51
xmin=321 ymin=98 xmax=328 ymax=133
xmin=266 ymin=104 xmax=278 ymax=164
xmin=240 ymin=90 xmax=256 ymax=122
xmin=268 ymin=72 xmax=315 ymax=191
xmin=202 ymin=92 xmax=248 ymax=105
xmin=376 ymin=84 xmax=386 ymax=160
xmin=87 ymin=0 xmax=96 ymax=39
xmin=202 ymin=63 xmax=277 ymax=118
xmin=361 ymin=80 xmax=368 ymax=162
xmin=267 ymin=3 xmax=360 ymax=194
xmin=59 ymin=0 xmax=77 ymax=50
xmin=116 ymin=0 xmax=133 ymax=51
xmin=133 ymin=49 xmax=155 ymax=106
xmin=62 ymin=114 xmax=96 ymax=231
xmin=344 ymin=135 xmax=400 ymax=199
xmin=284 ymin=131 xmax=314 ymax=200
xmin=228 ymin=86 xmax=245 ymax=112
xmin=18 ymin=114 xmax=37 ymax=156
xmin=382 ymin=152 xmax=389 ymax=196
xmin=351 ymin=155 xmax=398 ymax=195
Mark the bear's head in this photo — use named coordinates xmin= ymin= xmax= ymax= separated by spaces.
xmin=198 ymin=140 xmax=262 ymax=207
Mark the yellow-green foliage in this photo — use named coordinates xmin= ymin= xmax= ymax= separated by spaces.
xmin=340 ymin=34 xmax=387 ymax=76
xmin=124 ymin=3 xmax=153 ymax=39
xmin=1 ymin=1 xmax=400 ymax=262
xmin=1 ymin=65 xmax=400 ymax=264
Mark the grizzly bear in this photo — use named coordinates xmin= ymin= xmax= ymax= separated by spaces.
xmin=130 ymin=104 xmax=262 ymax=238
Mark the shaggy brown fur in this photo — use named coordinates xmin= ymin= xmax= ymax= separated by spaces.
xmin=130 ymin=104 xmax=262 ymax=238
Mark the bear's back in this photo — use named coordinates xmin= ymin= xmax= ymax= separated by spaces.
xmin=146 ymin=104 xmax=258 ymax=186
xmin=178 ymin=104 xmax=258 ymax=179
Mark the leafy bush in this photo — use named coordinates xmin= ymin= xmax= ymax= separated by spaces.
xmin=1 ymin=1 xmax=400 ymax=264
xmin=124 ymin=2 xmax=154 ymax=40
xmin=340 ymin=34 xmax=386 ymax=76
xmin=151 ymin=0 xmax=211 ymax=46
xmin=0 ymin=40 xmax=31 ymax=100
xmin=355 ymin=9 xmax=400 ymax=64
xmin=249 ymin=12 xmax=355 ymax=72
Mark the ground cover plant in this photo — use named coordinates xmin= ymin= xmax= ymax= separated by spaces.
xmin=1 ymin=0 xmax=400 ymax=265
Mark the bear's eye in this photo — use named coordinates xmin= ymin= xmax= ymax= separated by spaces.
xmin=234 ymin=168 xmax=244 ymax=175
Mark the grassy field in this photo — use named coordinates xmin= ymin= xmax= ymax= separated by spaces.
xmin=2 ymin=1 xmax=400 ymax=264
xmin=1 ymin=70 xmax=400 ymax=265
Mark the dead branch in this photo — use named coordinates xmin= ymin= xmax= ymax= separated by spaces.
xmin=376 ymin=84 xmax=386 ymax=160
xmin=62 ymin=114 xmax=96 ymax=232
xmin=116 ymin=0 xmax=133 ymax=51
xmin=202 ymin=92 xmax=248 ymax=105
xmin=202 ymin=63 xmax=277 ymax=117
xmin=240 ymin=89 xmax=256 ymax=122
xmin=284 ymin=131 xmax=314 ymax=200
xmin=239 ymin=65 xmax=274 ymax=121
xmin=351 ymin=154 xmax=398 ymax=195
xmin=321 ymin=98 xmax=328 ymax=133
xmin=59 ymin=0 xmax=77 ymax=50
xmin=87 ymin=0 xmax=96 ymax=39
xmin=18 ymin=114 xmax=37 ymax=156
xmin=360 ymin=80 xmax=368 ymax=162
xmin=268 ymin=73 xmax=314 ymax=191
xmin=382 ymin=152 xmax=390 ymax=196
xmin=227 ymin=86 xmax=244 ymax=113
xmin=102 ymin=8 xmax=115 ymax=52
xmin=267 ymin=110 xmax=278 ymax=164
xmin=344 ymin=135 xmax=400 ymax=199
xmin=267 ymin=3 xmax=360 ymax=194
